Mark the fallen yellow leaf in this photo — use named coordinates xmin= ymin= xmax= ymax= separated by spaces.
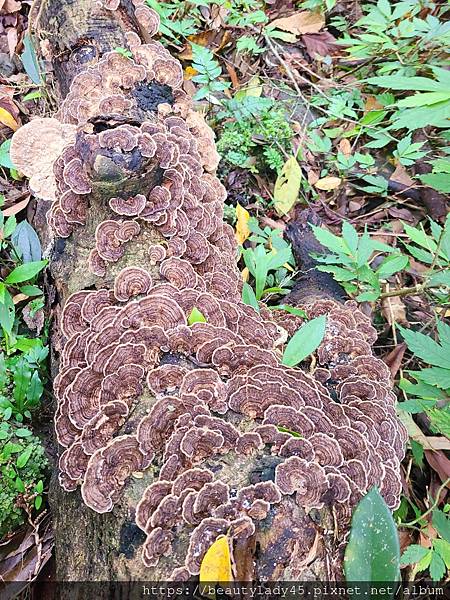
xmin=314 ymin=176 xmax=342 ymax=191
xmin=235 ymin=203 xmax=251 ymax=245
xmin=0 ymin=107 xmax=19 ymax=131
xmin=241 ymin=267 xmax=249 ymax=282
xmin=274 ymin=156 xmax=302 ymax=216
xmin=199 ymin=535 xmax=233 ymax=599
xmin=269 ymin=11 xmax=325 ymax=35
xmin=184 ymin=66 xmax=198 ymax=80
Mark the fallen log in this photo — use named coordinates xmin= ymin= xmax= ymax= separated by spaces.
xmin=10 ymin=0 xmax=407 ymax=593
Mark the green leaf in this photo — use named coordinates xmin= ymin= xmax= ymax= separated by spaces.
xmin=415 ymin=367 xmax=450 ymax=389
xmin=433 ymin=539 xmax=450 ymax=569
xmin=410 ymin=440 xmax=424 ymax=469
xmin=311 ymin=224 xmax=349 ymax=255
xmin=345 ymin=488 xmax=400 ymax=588
xmin=15 ymin=476 xmax=25 ymax=492
xmin=0 ymin=290 xmax=15 ymax=335
xmin=367 ymin=75 xmax=445 ymax=92
xmin=273 ymin=156 xmax=302 ymax=216
xmin=16 ymin=444 xmax=33 ymax=468
xmin=400 ymin=544 xmax=430 ymax=565
xmin=0 ymin=139 xmax=14 ymax=169
xmin=419 ymin=173 xmax=450 ymax=194
xmin=429 ymin=551 xmax=446 ymax=581
xmin=35 ymin=494 xmax=43 ymax=510
xmin=20 ymin=34 xmax=42 ymax=84
xmin=397 ymin=325 xmax=450 ymax=369
xmin=242 ymin=282 xmax=260 ymax=312
xmin=376 ymin=254 xmax=409 ymax=278
xmin=14 ymin=428 xmax=32 ymax=438
xmin=187 ymin=307 xmax=206 ymax=326
xmin=282 ymin=315 xmax=327 ymax=367
xmin=5 ymin=259 xmax=47 ymax=284
xmin=35 ymin=479 xmax=44 ymax=494
xmin=433 ymin=509 xmax=450 ymax=543
xmin=398 ymin=92 xmax=450 ymax=108
xmin=342 ymin=221 xmax=359 ymax=255
xmin=11 ymin=221 xmax=42 ymax=263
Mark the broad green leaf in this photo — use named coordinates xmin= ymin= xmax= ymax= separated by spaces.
xmin=14 ymin=428 xmax=32 ymax=438
xmin=429 ymin=551 xmax=446 ymax=581
xmin=310 ymin=224 xmax=349 ymax=255
xmin=400 ymin=544 xmax=430 ymax=565
xmin=376 ymin=254 xmax=409 ymax=278
xmin=16 ymin=444 xmax=33 ymax=468
xmin=415 ymin=367 xmax=450 ymax=390
xmin=15 ymin=477 xmax=25 ymax=492
xmin=398 ymin=92 xmax=450 ymax=108
xmin=188 ymin=307 xmax=206 ymax=325
xmin=0 ymin=290 xmax=15 ymax=335
xmin=432 ymin=509 xmax=450 ymax=543
xmin=342 ymin=221 xmax=359 ymax=255
xmin=5 ymin=259 xmax=47 ymax=284
xmin=345 ymin=488 xmax=400 ymax=591
xmin=367 ymin=75 xmax=444 ymax=92
xmin=35 ymin=495 xmax=43 ymax=510
xmin=397 ymin=325 xmax=450 ymax=369
xmin=419 ymin=173 xmax=450 ymax=194
xmin=433 ymin=539 xmax=450 ymax=569
xmin=11 ymin=221 xmax=42 ymax=263
xmin=273 ymin=156 xmax=301 ymax=216
xmin=21 ymin=34 xmax=42 ymax=84
xmin=282 ymin=315 xmax=326 ymax=367
xmin=242 ymin=282 xmax=260 ymax=312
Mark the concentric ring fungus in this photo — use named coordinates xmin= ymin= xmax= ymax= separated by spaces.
xmin=11 ymin=2 xmax=407 ymax=578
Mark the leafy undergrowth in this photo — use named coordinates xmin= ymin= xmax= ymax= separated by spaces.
xmin=0 ymin=0 xmax=448 ymax=585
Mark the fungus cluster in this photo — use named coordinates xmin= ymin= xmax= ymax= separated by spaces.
xmin=12 ymin=2 xmax=407 ymax=577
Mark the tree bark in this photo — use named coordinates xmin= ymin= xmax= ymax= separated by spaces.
xmin=18 ymin=1 xmax=406 ymax=596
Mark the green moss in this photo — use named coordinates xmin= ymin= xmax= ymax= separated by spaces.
xmin=217 ymin=106 xmax=293 ymax=174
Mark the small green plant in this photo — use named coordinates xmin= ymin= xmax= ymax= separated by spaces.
xmin=217 ymin=98 xmax=294 ymax=174
xmin=339 ymin=1 xmax=449 ymax=76
xmin=401 ymin=215 xmax=450 ymax=300
xmin=191 ymin=44 xmax=230 ymax=102
xmin=241 ymin=220 xmax=295 ymax=307
xmin=399 ymin=485 xmax=450 ymax=582
xmin=0 ymin=421 xmax=48 ymax=538
xmin=310 ymin=221 xmax=409 ymax=301
xmin=397 ymin=320 xmax=450 ymax=438
xmin=0 ymin=342 xmax=48 ymax=424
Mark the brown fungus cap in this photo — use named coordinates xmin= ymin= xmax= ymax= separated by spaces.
xmin=113 ymin=267 xmax=153 ymax=302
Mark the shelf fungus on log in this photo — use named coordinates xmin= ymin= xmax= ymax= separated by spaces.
xmin=13 ymin=0 xmax=407 ymax=585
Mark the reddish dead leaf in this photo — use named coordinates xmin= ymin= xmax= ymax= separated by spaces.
xmin=302 ymin=31 xmax=337 ymax=58
xmin=364 ymin=96 xmax=384 ymax=111
xmin=390 ymin=164 xmax=416 ymax=188
xmin=6 ymin=26 xmax=17 ymax=57
xmin=382 ymin=295 xmax=407 ymax=326
xmin=2 ymin=196 xmax=30 ymax=216
xmin=338 ymin=138 xmax=352 ymax=157
xmin=269 ymin=11 xmax=325 ymax=35
xmin=425 ymin=450 xmax=450 ymax=486
xmin=383 ymin=342 xmax=406 ymax=378
xmin=307 ymin=170 xmax=319 ymax=185
xmin=0 ymin=0 xmax=21 ymax=13
xmin=225 ymin=63 xmax=240 ymax=89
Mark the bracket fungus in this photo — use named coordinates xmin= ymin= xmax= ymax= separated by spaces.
xmin=16 ymin=2 xmax=408 ymax=581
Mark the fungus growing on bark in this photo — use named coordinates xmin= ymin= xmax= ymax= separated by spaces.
xmin=275 ymin=457 xmax=329 ymax=509
xmin=109 ymin=194 xmax=146 ymax=216
xmin=41 ymin=6 xmax=408 ymax=581
xmin=81 ymin=435 xmax=147 ymax=513
xmin=113 ymin=267 xmax=153 ymax=301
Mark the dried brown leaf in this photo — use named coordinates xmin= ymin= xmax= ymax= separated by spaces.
xmin=269 ymin=11 xmax=325 ymax=35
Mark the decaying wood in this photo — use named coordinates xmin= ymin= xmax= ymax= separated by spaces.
xmin=11 ymin=0 xmax=407 ymax=594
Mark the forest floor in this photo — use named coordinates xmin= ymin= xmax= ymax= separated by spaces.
xmin=0 ymin=0 xmax=448 ymax=589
